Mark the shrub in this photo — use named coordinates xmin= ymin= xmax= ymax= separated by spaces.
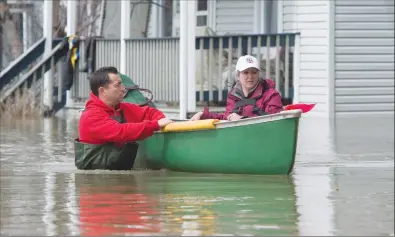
xmin=0 ymin=87 xmax=43 ymax=120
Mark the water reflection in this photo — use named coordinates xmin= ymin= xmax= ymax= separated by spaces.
xmin=43 ymin=173 xmax=57 ymax=236
xmin=0 ymin=118 xmax=77 ymax=173
xmin=75 ymin=173 xmax=299 ymax=236
xmin=330 ymin=117 xmax=394 ymax=236
xmin=292 ymin=118 xmax=337 ymax=235
xmin=66 ymin=173 xmax=80 ymax=236
xmin=293 ymin=116 xmax=394 ymax=236
xmin=0 ymin=115 xmax=394 ymax=236
xmin=76 ymin=173 xmax=161 ymax=236
xmin=333 ymin=116 xmax=394 ymax=155
xmin=294 ymin=167 xmax=335 ymax=236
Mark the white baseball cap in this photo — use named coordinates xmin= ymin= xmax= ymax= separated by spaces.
xmin=235 ymin=55 xmax=260 ymax=72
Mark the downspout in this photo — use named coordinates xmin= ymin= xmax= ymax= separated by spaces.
xmin=259 ymin=0 xmax=272 ymax=34
xmin=277 ymin=0 xmax=283 ymax=32
xmin=98 ymin=0 xmax=106 ymax=36
xmin=254 ymin=0 xmax=270 ymax=34
xmin=253 ymin=0 xmax=260 ymax=33
xmin=144 ymin=0 xmax=152 ymax=37
xmin=328 ymin=0 xmax=335 ymax=120
xmin=157 ymin=0 xmax=164 ymax=37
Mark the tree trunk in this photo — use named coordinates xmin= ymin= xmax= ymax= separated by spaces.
xmin=1 ymin=1 xmax=22 ymax=61
xmin=52 ymin=0 xmax=60 ymax=36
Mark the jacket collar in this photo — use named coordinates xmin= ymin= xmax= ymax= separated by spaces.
xmin=230 ymin=80 xmax=264 ymax=100
xmin=85 ymin=92 xmax=122 ymax=114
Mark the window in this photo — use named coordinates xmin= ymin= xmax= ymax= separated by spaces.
xmin=196 ymin=0 xmax=208 ymax=27
xmin=175 ymin=0 xmax=180 ymax=13
xmin=197 ymin=0 xmax=207 ymax=11
xmin=197 ymin=15 xmax=207 ymax=26
xmin=173 ymin=0 xmax=210 ymax=36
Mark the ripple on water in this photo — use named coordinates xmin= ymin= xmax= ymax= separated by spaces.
xmin=1 ymin=117 xmax=394 ymax=236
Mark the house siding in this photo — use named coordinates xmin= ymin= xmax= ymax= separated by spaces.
xmin=102 ymin=0 xmax=149 ymax=38
xmin=215 ymin=0 xmax=255 ymax=35
xmin=334 ymin=0 xmax=395 ymax=115
xmin=281 ymin=0 xmax=330 ymax=116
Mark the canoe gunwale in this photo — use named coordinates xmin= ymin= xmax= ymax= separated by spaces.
xmin=215 ymin=109 xmax=302 ymax=129
xmin=154 ymin=109 xmax=302 ymax=134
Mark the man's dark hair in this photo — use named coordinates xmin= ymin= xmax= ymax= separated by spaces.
xmin=90 ymin=66 xmax=119 ymax=96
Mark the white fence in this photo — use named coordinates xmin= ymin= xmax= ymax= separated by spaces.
xmin=71 ymin=33 xmax=300 ymax=105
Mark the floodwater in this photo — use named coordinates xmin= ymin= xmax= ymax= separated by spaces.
xmin=0 ymin=114 xmax=394 ymax=236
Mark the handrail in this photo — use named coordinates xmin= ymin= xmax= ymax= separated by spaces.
xmin=99 ymin=32 xmax=301 ymax=41
xmin=0 ymin=40 xmax=68 ymax=103
xmin=119 ymin=32 xmax=300 ymax=49
xmin=0 ymin=38 xmax=45 ymax=88
xmin=0 ymin=38 xmax=45 ymax=79
xmin=0 ymin=37 xmax=66 ymax=90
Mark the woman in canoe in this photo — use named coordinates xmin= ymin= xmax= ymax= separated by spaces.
xmin=190 ymin=55 xmax=284 ymax=121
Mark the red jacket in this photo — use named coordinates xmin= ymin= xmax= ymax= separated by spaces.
xmin=80 ymin=190 xmax=160 ymax=235
xmin=79 ymin=92 xmax=165 ymax=145
xmin=201 ymin=79 xmax=283 ymax=120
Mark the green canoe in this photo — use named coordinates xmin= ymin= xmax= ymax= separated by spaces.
xmin=141 ymin=111 xmax=300 ymax=175
xmin=121 ymin=73 xmax=301 ymax=175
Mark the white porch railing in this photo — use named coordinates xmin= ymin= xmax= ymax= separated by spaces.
xmin=71 ymin=33 xmax=300 ymax=105
xmin=125 ymin=38 xmax=180 ymax=104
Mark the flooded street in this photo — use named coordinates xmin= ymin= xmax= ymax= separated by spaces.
xmin=0 ymin=115 xmax=393 ymax=236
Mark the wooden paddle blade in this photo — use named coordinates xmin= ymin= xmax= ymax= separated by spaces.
xmin=284 ymin=103 xmax=316 ymax=113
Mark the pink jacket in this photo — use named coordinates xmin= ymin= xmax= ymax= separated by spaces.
xmin=201 ymin=79 xmax=283 ymax=120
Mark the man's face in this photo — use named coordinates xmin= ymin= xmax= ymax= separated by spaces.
xmin=100 ymin=73 xmax=126 ymax=106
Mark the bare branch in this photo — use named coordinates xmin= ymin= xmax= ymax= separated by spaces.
xmin=148 ymin=0 xmax=170 ymax=9
xmin=76 ymin=14 xmax=100 ymax=36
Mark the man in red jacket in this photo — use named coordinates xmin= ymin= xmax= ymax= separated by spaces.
xmin=75 ymin=66 xmax=173 ymax=170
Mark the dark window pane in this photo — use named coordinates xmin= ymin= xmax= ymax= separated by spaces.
xmin=176 ymin=0 xmax=180 ymax=13
xmin=197 ymin=15 xmax=207 ymax=26
xmin=197 ymin=0 xmax=207 ymax=11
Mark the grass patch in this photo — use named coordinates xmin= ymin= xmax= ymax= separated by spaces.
xmin=0 ymin=87 xmax=43 ymax=120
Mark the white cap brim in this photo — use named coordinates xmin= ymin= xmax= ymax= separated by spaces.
xmin=238 ymin=65 xmax=260 ymax=72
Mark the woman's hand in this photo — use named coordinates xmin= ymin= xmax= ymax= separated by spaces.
xmin=227 ymin=113 xmax=243 ymax=121
xmin=190 ymin=111 xmax=203 ymax=121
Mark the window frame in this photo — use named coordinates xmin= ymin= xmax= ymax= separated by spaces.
xmin=196 ymin=0 xmax=208 ymax=27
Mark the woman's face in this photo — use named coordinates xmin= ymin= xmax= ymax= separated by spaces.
xmin=238 ymin=68 xmax=259 ymax=91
